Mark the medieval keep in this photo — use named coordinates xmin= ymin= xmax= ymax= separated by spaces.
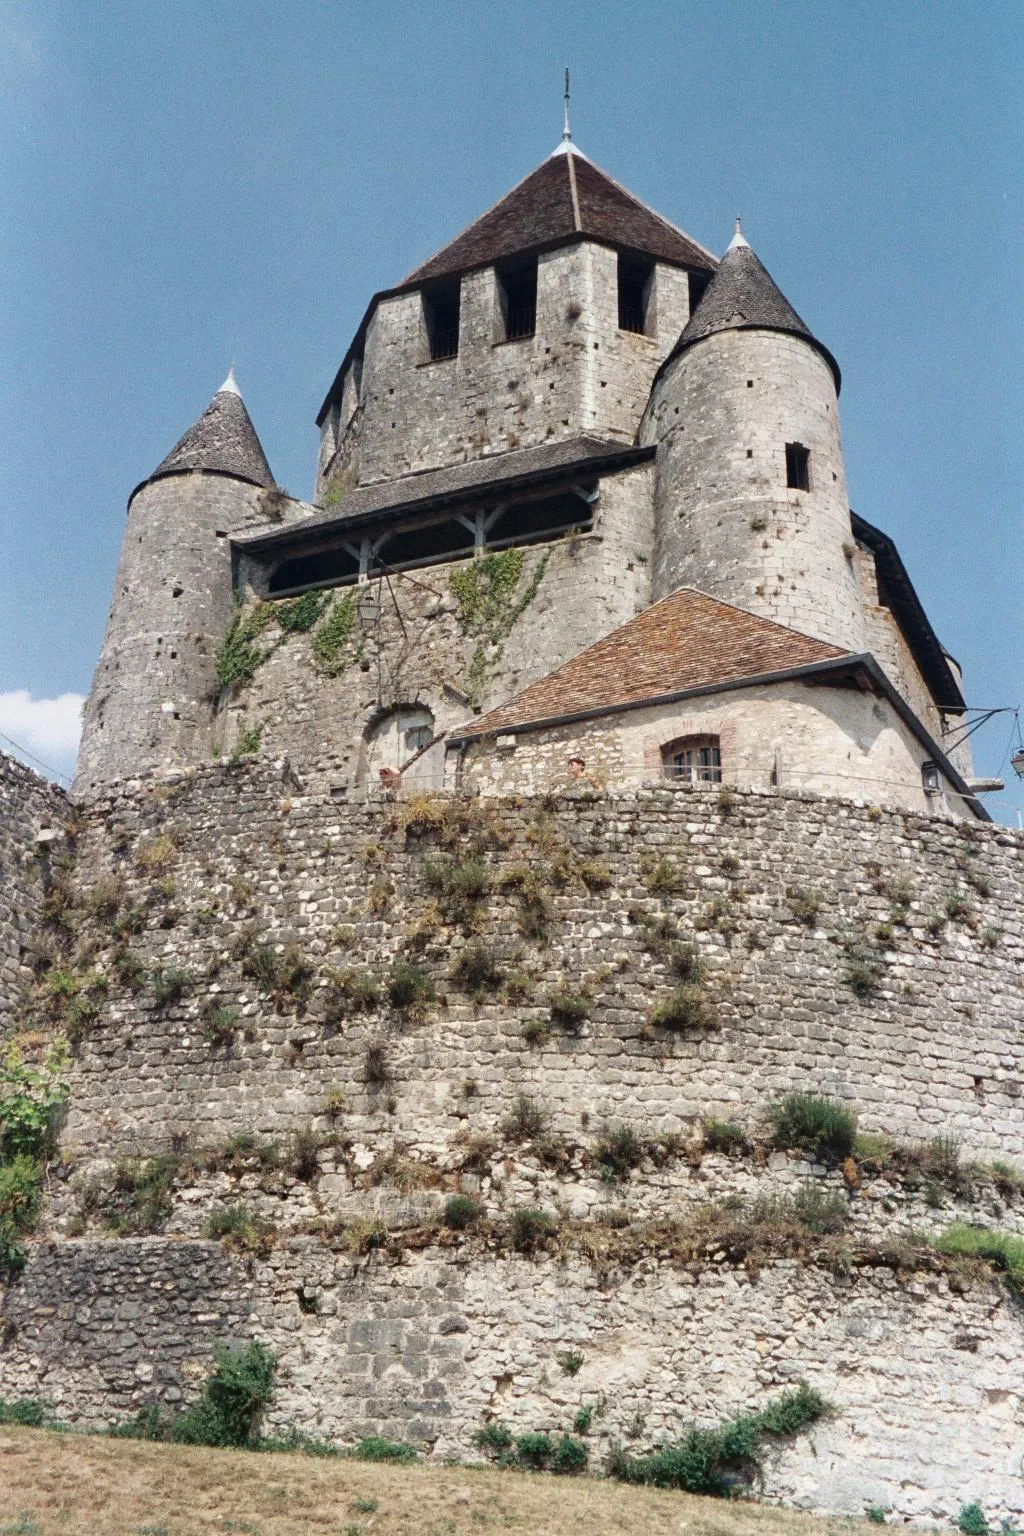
xmin=4 ymin=130 xmax=1022 ymax=1530
xmin=75 ymin=135 xmax=986 ymax=821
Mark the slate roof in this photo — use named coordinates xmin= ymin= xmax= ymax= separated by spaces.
xmin=142 ymin=379 xmax=275 ymax=496
xmin=403 ymin=147 xmax=716 ymax=285
xmin=460 ymin=588 xmax=848 ymax=738
xmin=670 ymin=236 xmax=840 ymax=389
xmin=236 ymin=436 xmax=653 ymax=552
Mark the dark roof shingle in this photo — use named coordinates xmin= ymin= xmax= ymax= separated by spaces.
xmin=463 ymin=588 xmax=847 ymax=737
xmin=669 ymin=234 xmax=840 ymax=388
xmin=404 ymin=148 xmax=715 ymax=284
xmin=145 ymin=381 xmax=275 ymax=494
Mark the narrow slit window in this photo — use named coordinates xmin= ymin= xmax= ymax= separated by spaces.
xmin=688 ymin=269 xmax=712 ymax=313
xmin=497 ymin=257 xmax=537 ymax=341
xmin=617 ymin=254 xmax=653 ymax=334
xmin=423 ymin=279 xmax=460 ymax=361
xmin=786 ymin=442 xmax=810 ymax=491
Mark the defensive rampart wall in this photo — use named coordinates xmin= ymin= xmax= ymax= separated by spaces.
xmin=0 ymin=750 xmax=69 ymax=1019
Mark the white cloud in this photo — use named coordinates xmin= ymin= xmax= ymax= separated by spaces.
xmin=0 ymin=691 xmax=84 ymax=783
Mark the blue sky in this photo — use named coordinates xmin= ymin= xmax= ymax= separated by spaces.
xmin=1 ymin=0 xmax=1021 ymax=819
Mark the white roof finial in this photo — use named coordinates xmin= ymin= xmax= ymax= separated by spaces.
xmin=218 ymin=364 xmax=241 ymax=396
xmin=727 ymin=216 xmax=750 ymax=252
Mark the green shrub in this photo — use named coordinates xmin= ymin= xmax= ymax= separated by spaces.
xmin=934 ymin=1224 xmax=1024 ymax=1292
xmin=648 ymin=984 xmax=714 ymax=1032
xmin=548 ymin=989 xmax=590 ymax=1030
xmin=550 ymin=1433 xmax=588 ymax=1474
xmin=387 ymin=959 xmax=435 ymax=1014
xmin=501 ymin=1094 xmax=547 ymax=1141
xmin=573 ymin=1403 xmax=594 ymax=1433
xmin=452 ymin=942 xmax=503 ymax=997
xmin=0 ymin=1397 xmax=48 ymax=1427
xmin=608 ymin=1383 xmax=829 ymax=1496
xmin=107 ymin=1154 xmax=180 ymax=1234
xmin=422 ymin=855 xmax=491 ymax=925
xmin=767 ymin=1092 xmax=857 ymax=1162
xmin=522 ymin=1017 xmax=549 ymax=1045
xmin=510 ymin=1207 xmax=556 ymax=1254
xmin=325 ymin=967 xmax=381 ymax=1016
xmin=151 ymin=967 xmax=193 ymax=1008
xmin=592 ymin=1124 xmax=644 ymax=1181
xmin=0 ymin=1041 xmax=69 ymax=1160
xmin=501 ymin=866 xmax=552 ymax=941
xmin=443 ymin=1194 xmax=481 ymax=1230
xmin=865 ymin=1510 xmax=888 ymax=1525
xmin=202 ymin=1003 xmax=238 ymax=1046
xmin=515 ymin=1430 xmax=553 ymax=1468
xmin=844 ymin=950 xmax=883 ymax=997
xmin=353 ymin=1434 xmax=417 ymax=1464
xmin=956 ymin=1505 xmax=991 ymax=1535
xmin=786 ymin=887 xmax=820 ymax=926
xmin=556 ymin=1348 xmax=584 ymax=1376
xmin=702 ymin=1118 xmax=749 ymax=1155
xmin=171 ymin=1341 xmax=276 ymax=1448
xmin=108 ymin=1403 xmax=167 ymax=1441
xmin=473 ymin=1420 xmax=513 ymax=1454
xmin=202 ymin=1204 xmax=274 ymax=1257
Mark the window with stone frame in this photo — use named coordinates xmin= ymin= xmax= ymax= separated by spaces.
xmin=661 ymin=735 xmax=722 ymax=784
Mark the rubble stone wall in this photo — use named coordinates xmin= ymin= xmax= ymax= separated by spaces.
xmin=0 ymin=750 xmax=69 ymax=1019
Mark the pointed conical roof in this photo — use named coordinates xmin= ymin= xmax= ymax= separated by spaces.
xmin=403 ymin=146 xmax=715 ymax=284
xmin=143 ymin=371 xmax=275 ymax=494
xmin=671 ymin=230 xmax=840 ymax=389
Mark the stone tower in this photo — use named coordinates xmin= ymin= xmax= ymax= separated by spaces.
xmin=641 ymin=225 xmax=866 ymax=653
xmin=74 ymin=371 xmax=277 ymax=796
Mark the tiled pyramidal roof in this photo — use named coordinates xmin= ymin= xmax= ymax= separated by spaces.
xmin=671 ymin=227 xmax=840 ymax=388
xmin=404 ymin=147 xmax=716 ymax=285
xmin=464 ymin=588 xmax=847 ymax=737
xmin=148 ymin=370 xmax=275 ymax=490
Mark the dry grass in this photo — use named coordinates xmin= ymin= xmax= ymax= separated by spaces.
xmin=0 ymin=1426 xmax=888 ymax=1535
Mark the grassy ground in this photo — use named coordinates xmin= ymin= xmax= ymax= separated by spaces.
xmin=0 ymin=1427 xmax=898 ymax=1536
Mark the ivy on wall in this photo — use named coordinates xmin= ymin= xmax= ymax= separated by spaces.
xmin=450 ymin=548 xmax=551 ymax=704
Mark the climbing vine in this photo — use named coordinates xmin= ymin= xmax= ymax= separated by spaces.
xmin=450 ymin=548 xmax=551 ymax=704
xmin=216 ymin=605 xmax=275 ymax=688
xmin=311 ymin=590 xmax=359 ymax=677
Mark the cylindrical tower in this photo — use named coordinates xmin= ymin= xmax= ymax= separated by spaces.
xmin=74 ymin=371 xmax=275 ymax=796
xmin=641 ymin=225 xmax=865 ymax=653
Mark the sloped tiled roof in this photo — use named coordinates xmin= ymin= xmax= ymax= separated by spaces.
xmin=462 ymin=588 xmax=848 ymax=737
xmin=670 ymin=232 xmax=840 ymax=389
xmin=144 ymin=376 xmax=275 ymax=495
xmin=404 ymin=147 xmax=716 ymax=284
xmin=238 ymin=436 xmax=652 ymax=552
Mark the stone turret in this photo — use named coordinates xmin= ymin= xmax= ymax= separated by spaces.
xmin=74 ymin=371 xmax=277 ymax=796
xmin=641 ymin=225 xmax=866 ymax=653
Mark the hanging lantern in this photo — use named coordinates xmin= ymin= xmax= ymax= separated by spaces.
xmin=1011 ymin=748 xmax=1024 ymax=780
xmin=357 ymin=592 xmax=381 ymax=624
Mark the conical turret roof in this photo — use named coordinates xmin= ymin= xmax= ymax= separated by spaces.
xmin=670 ymin=228 xmax=840 ymax=389
xmin=403 ymin=146 xmax=716 ymax=285
xmin=143 ymin=370 xmax=275 ymax=494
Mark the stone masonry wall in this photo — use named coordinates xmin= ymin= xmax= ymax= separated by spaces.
xmin=214 ymin=465 xmax=654 ymax=791
xmin=56 ymin=765 xmax=1024 ymax=1159
xmin=2 ymin=1235 xmax=1021 ymax=1526
xmin=318 ymin=242 xmax=691 ymax=498
xmin=3 ymin=765 xmax=1024 ymax=1523
xmin=459 ymin=680 xmax=973 ymax=821
xmin=0 ymin=749 xmax=69 ymax=1019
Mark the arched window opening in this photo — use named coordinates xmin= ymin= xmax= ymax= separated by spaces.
xmin=661 ymin=735 xmax=722 ymax=784
xmin=358 ymin=706 xmax=442 ymax=791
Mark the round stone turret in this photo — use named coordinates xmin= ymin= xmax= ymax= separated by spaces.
xmin=641 ymin=225 xmax=866 ymax=653
xmin=74 ymin=373 xmax=276 ymax=796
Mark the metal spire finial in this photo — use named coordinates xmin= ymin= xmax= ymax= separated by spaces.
xmin=727 ymin=215 xmax=750 ymax=252
xmin=562 ymin=67 xmax=571 ymax=143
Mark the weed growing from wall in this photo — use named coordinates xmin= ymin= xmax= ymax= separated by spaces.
xmin=768 ymin=1093 xmax=857 ymax=1162
xmin=216 ymin=606 xmax=275 ymax=688
xmin=450 ymin=548 xmax=551 ymax=703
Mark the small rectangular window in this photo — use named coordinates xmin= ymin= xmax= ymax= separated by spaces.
xmin=497 ymin=258 xmax=537 ymax=341
xmin=423 ymin=279 xmax=460 ymax=360
xmin=786 ymin=442 xmax=810 ymax=491
xmin=618 ymin=254 xmax=653 ymax=334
